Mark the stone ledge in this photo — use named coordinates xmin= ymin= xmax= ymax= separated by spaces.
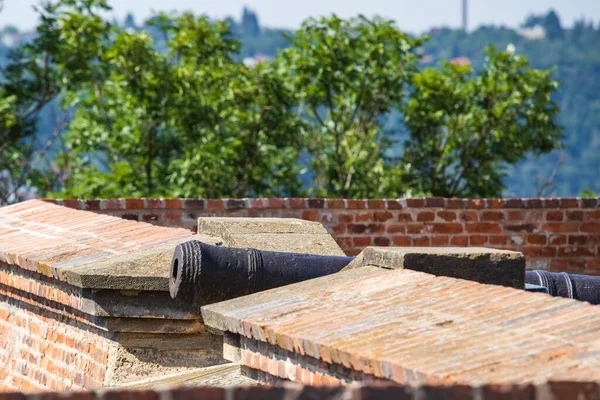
xmin=198 ymin=217 xmax=345 ymax=256
xmin=59 ymin=234 xmax=221 ymax=291
xmin=358 ymin=246 xmax=525 ymax=288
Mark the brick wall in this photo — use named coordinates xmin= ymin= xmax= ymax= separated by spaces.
xmin=1 ymin=381 xmax=599 ymax=399
xmin=48 ymin=197 xmax=600 ymax=274
xmin=0 ymin=264 xmax=114 ymax=393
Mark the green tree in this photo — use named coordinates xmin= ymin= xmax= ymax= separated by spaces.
xmin=277 ymin=15 xmax=423 ymax=198
xmin=2 ymin=0 xmax=304 ymax=199
xmin=402 ymin=45 xmax=562 ymax=198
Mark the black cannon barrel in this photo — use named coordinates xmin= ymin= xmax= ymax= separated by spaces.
xmin=526 ymin=270 xmax=600 ymax=305
xmin=169 ymin=240 xmax=354 ymax=309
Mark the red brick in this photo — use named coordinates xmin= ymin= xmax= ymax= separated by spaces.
xmin=207 ymin=199 xmax=224 ymax=209
xmin=332 ymin=224 xmax=346 ymax=235
xmin=287 ymin=197 xmax=307 ymax=209
xmin=407 ymin=224 xmax=424 ymax=234
xmin=437 ymin=211 xmax=456 ymax=222
xmin=481 ymin=211 xmax=504 ymax=221
xmin=546 ymin=211 xmax=564 ymax=221
xmin=526 ymin=235 xmax=547 ymax=245
xmin=374 ymin=237 xmax=391 ymax=246
xmin=525 ymin=198 xmax=543 ymax=208
xmin=124 ymin=198 xmax=144 ymax=209
xmin=470 ymin=235 xmax=488 ymax=246
xmin=466 ymin=223 xmax=502 ymax=234
xmin=387 ymin=225 xmax=406 ymax=234
xmin=507 ymin=211 xmax=525 ymax=221
xmin=486 ymin=199 xmax=503 ymax=209
xmin=144 ymin=199 xmax=165 ymax=210
xmin=373 ymin=211 xmax=393 ymax=222
xmin=352 ymin=236 xmax=371 ymax=247
xmin=560 ymin=198 xmax=580 ymax=208
xmin=417 ymin=212 xmax=435 ymax=222
xmin=489 ymin=235 xmax=510 ymax=245
xmin=397 ymin=213 xmax=413 ymax=222
xmin=503 ymin=198 xmax=525 ymax=208
xmin=566 ymin=210 xmax=584 ymax=221
xmin=387 ymin=200 xmax=403 ymax=210
xmin=392 ymin=236 xmax=411 ymax=246
xmin=338 ymin=213 xmax=354 ymax=223
xmin=446 ymin=199 xmax=466 ymax=209
xmin=164 ymin=199 xmax=183 ymax=209
xmin=307 ymin=199 xmax=326 ymax=209
xmin=405 ymin=198 xmax=425 ymax=208
xmin=356 ymin=213 xmax=374 ymax=222
xmin=162 ymin=213 xmax=181 ymax=223
xmin=459 ymin=211 xmax=478 ymax=222
xmin=548 ymin=381 xmax=599 ymax=400
xmin=346 ymin=200 xmax=367 ymax=209
xmin=63 ymin=199 xmax=82 ymax=209
xmin=467 ymin=199 xmax=485 ymax=209
xmin=431 ymin=236 xmax=449 ymax=246
xmin=301 ymin=211 xmax=319 ymax=221
xmin=543 ymin=198 xmax=561 ymax=208
xmin=450 ymin=236 xmax=468 ymax=246
xmin=266 ymin=198 xmax=285 ymax=208
xmin=430 ymin=223 xmax=463 ymax=234
xmin=581 ymin=223 xmax=600 ymax=233
xmin=412 ymin=236 xmax=431 ymax=246
xmin=328 ymin=199 xmax=346 ymax=209
xmin=542 ymin=223 xmax=579 ymax=233
xmin=586 ymin=260 xmax=600 ymax=271
xmin=142 ymin=214 xmax=158 ymax=222
xmin=367 ymin=200 xmax=386 ymax=209
xmin=587 ymin=211 xmax=600 ymax=220
xmin=482 ymin=384 xmax=535 ymax=400
xmin=569 ymin=235 xmax=589 ymax=245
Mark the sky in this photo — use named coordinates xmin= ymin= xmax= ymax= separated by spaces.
xmin=1 ymin=0 xmax=599 ymax=33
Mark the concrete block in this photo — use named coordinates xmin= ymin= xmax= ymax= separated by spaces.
xmin=360 ymin=246 xmax=525 ymax=288
xmin=198 ymin=217 xmax=345 ymax=256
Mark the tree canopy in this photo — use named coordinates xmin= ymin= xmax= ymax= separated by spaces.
xmin=0 ymin=0 xmax=563 ymax=202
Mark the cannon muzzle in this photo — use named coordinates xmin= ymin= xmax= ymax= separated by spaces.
xmin=169 ymin=241 xmax=354 ymax=309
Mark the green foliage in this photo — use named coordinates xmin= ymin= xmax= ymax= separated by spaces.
xmin=14 ymin=1 xmax=305 ymax=199
xmin=277 ymin=15 xmax=423 ymax=198
xmin=0 ymin=3 xmax=566 ymax=201
xmin=580 ymin=189 xmax=598 ymax=198
xmin=403 ymin=46 xmax=562 ymax=198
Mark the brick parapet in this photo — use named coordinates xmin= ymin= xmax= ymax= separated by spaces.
xmin=0 ymin=263 xmax=114 ymax=392
xmin=2 ymin=381 xmax=600 ymax=399
xmin=46 ymin=197 xmax=600 ymax=274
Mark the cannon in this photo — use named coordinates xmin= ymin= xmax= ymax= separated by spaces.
xmin=525 ymin=270 xmax=600 ymax=305
xmin=170 ymin=240 xmax=600 ymax=308
xmin=169 ymin=240 xmax=353 ymax=309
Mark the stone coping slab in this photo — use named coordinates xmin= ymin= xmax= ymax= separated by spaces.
xmin=202 ymin=267 xmax=600 ymax=386
xmin=198 ymin=217 xmax=345 ymax=256
xmin=357 ymin=246 xmax=525 ymax=288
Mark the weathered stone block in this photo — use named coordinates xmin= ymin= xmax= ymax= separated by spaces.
xmin=360 ymin=246 xmax=525 ymax=288
xmin=197 ymin=217 xmax=345 ymax=256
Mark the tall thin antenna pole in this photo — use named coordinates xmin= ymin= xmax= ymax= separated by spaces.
xmin=462 ymin=0 xmax=468 ymax=32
